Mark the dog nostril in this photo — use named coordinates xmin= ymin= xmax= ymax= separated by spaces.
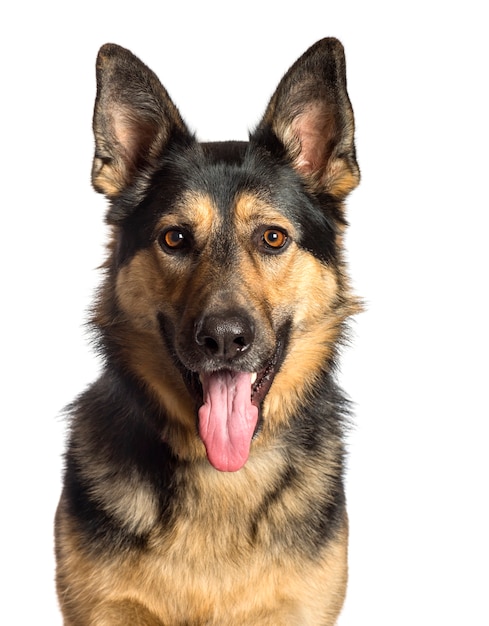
xmin=203 ymin=335 xmax=247 ymax=356
xmin=234 ymin=336 xmax=247 ymax=350
xmin=195 ymin=313 xmax=254 ymax=360
xmin=203 ymin=337 xmax=219 ymax=353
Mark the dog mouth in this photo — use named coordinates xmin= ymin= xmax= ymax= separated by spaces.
xmin=157 ymin=312 xmax=287 ymax=472
xmin=196 ymin=340 xmax=284 ymax=472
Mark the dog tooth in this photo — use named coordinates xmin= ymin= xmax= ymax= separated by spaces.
xmin=251 ymin=373 xmax=257 ymax=385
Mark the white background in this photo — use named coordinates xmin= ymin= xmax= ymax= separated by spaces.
xmin=2 ymin=1 xmax=488 ymax=624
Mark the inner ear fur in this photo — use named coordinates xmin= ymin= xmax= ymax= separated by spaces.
xmin=91 ymin=43 xmax=189 ymax=197
xmin=253 ymin=38 xmax=359 ymax=199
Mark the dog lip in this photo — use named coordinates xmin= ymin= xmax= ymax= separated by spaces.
xmin=250 ymin=338 xmax=284 ymax=408
xmin=194 ymin=339 xmax=284 ymax=409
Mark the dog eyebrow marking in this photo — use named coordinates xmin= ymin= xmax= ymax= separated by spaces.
xmin=234 ymin=192 xmax=297 ymax=235
xmin=155 ymin=191 xmax=219 ymax=242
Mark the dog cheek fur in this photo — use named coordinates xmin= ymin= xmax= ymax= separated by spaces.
xmin=257 ymin=248 xmax=357 ymax=429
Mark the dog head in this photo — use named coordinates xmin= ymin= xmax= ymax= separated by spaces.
xmin=91 ymin=40 xmax=360 ymax=471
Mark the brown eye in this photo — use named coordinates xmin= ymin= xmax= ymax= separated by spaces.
xmin=263 ymin=228 xmax=288 ymax=250
xmin=159 ymin=228 xmax=188 ymax=252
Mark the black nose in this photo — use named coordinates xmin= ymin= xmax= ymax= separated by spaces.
xmin=195 ymin=312 xmax=254 ymax=360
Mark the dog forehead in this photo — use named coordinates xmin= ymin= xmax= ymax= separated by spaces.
xmin=157 ymin=188 xmax=295 ymax=236
xmin=159 ymin=154 xmax=300 ymax=228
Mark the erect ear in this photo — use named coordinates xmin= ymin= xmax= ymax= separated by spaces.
xmin=91 ymin=43 xmax=190 ymax=197
xmin=252 ymin=38 xmax=359 ymax=200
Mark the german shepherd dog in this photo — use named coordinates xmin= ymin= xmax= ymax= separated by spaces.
xmin=55 ymin=38 xmax=361 ymax=625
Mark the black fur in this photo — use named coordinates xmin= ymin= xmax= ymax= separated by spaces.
xmin=56 ymin=38 xmax=360 ymax=625
xmin=109 ymin=137 xmax=339 ymax=269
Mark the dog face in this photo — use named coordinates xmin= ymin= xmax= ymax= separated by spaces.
xmin=91 ymin=40 xmax=360 ymax=472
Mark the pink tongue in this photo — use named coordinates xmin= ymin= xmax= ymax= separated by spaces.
xmin=198 ymin=371 xmax=258 ymax=472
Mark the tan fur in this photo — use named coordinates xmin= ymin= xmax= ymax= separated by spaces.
xmin=57 ymin=457 xmax=348 ymax=626
xmin=57 ymin=38 xmax=360 ymax=625
xmin=103 ymin=190 xmax=359 ymax=455
xmin=59 ymin=167 xmax=356 ymax=626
